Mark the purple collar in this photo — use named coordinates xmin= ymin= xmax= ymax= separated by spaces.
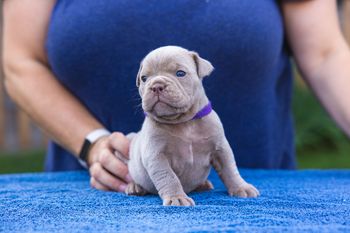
xmin=191 ymin=101 xmax=212 ymax=120
xmin=143 ymin=101 xmax=212 ymax=120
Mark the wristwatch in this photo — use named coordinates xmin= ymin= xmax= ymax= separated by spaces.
xmin=78 ymin=128 xmax=111 ymax=169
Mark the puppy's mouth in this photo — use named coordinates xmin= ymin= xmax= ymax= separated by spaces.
xmin=152 ymin=99 xmax=186 ymax=115
xmin=143 ymin=96 xmax=190 ymax=120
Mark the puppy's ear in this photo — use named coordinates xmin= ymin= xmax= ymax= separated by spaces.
xmin=190 ymin=51 xmax=214 ymax=79
xmin=136 ymin=61 xmax=143 ymax=87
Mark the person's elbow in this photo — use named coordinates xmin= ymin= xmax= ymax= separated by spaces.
xmin=2 ymin=51 xmax=19 ymax=98
xmin=3 ymin=53 xmax=23 ymax=100
xmin=2 ymin=51 xmax=43 ymax=100
xmin=294 ymin=35 xmax=348 ymax=80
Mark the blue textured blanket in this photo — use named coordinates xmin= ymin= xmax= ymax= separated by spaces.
xmin=0 ymin=170 xmax=349 ymax=233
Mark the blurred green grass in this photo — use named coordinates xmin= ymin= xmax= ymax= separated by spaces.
xmin=0 ymin=150 xmax=45 ymax=174
xmin=0 ymin=85 xmax=349 ymax=174
xmin=293 ymin=85 xmax=350 ymax=168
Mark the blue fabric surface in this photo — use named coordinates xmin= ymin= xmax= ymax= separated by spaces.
xmin=1 ymin=170 xmax=349 ymax=232
xmin=45 ymin=0 xmax=296 ymax=171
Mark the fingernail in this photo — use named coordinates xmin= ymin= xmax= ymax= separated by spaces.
xmin=119 ymin=184 xmax=127 ymax=192
xmin=126 ymin=174 xmax=133 ymax=182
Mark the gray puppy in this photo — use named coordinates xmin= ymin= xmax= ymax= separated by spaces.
xmin=126 ymin=46 xmax=259 ymax=206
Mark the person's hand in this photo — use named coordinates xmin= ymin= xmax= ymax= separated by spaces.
xmin=87 ymin=132 xmax=133 ymax=192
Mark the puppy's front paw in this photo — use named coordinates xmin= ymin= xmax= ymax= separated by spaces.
xmin=163 ymin=195 xmax=195 ymax=206
xmin=229 ymin=183 xmax=260 ymax=198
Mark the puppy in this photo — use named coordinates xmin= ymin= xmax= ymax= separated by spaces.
xmin=126 ymin=46 xmax=259 ymax=206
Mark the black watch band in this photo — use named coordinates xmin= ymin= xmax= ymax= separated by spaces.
xmin=78 ymin=129 xmax=111 ymax=169
xmin=78 ymin=139 xmax=92 ymax=168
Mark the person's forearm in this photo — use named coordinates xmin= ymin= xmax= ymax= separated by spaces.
xmin=282 ymin=0 xmax=350 ymax=138
xmin=4 ymin=58 xmax=104 ymax=156
xmin=300 ymin=39 xmax=350 ymax=137
xmin=2 ymin=0 xmax=131 ymax=191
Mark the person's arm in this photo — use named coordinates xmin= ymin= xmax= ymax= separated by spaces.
xmin=282 ymin=0 xmax=350 ymax=138
xmin=2 ymin=0 xmax=131 ymax=192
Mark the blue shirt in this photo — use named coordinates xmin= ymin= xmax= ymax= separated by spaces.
xmin=45 ymin=0 xmax=296 ymax=171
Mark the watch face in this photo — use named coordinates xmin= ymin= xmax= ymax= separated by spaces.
xmin=79 ymin=139 xmax=92 ymax=161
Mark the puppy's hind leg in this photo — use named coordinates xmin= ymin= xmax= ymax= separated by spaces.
xmin=125 ymin=182 xmax=148 ymax=196
xmin=193 ymin=180 xmax=214 ymax=192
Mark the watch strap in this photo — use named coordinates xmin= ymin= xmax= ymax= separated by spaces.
xmin=86 ymin=129 xmax=111 ymax=143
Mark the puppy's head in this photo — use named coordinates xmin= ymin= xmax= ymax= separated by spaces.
xmin=136 ymin=46 xmax=214 ymax=124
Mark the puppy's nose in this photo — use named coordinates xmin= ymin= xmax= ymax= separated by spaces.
xmin=151 ymin=83 xmax=166 ymax=95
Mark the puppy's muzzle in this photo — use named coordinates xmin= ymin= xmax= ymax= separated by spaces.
xmin=151 ymin=83 xmax=166 ymax=95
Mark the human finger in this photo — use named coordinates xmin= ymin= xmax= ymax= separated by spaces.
xmin=108 ymin=132 xmax=130 ymax=159
xmin=90 ymin=176 xmax=110 ymax=191
xmin=98 ymin=148 xmax=132 ymax=182
xmin=89 ymin=162 xmax=127 ymax=192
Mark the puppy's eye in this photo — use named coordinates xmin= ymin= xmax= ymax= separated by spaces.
xmin=176 ymin=70 xmax=186 ymax=77
xmin=141 ymin=75 xmax=147 ymax=82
